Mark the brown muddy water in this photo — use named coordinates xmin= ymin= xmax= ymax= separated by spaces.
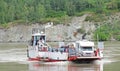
xmin=0 ymin=41 xmax=120 ymax=71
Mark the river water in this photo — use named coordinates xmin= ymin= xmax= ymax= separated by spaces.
xmin=0 ymin=41 xmax=120 ymax=71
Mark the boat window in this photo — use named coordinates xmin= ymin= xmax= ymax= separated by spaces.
xmin=35 ymin=36 xmax=45 ymax=41
xmin=41 ymin=36 xmax=45 ymax=41
xmin=34 ymin=36 xmax=41 ymax=45
xmin=81 ymin=47 xmax=93 ymax=51
xmin=35 ymin=36 xmax=45 ymax=45
xmin=76 ymin=43 xmax=79 ymax=48
xmin=30 ymin=36 xmax=34 ymax=46
xmin=36 ymin=36 xmax=41 ymax=40
xmin=33 ymin=36 xmax=37 ymax=46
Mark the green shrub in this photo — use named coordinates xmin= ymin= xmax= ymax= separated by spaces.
xmin=85 ymin=14 xmax=106 ymax=22
xmin=106 ymin=2 xmax=118 ymax=10
xmin=94 ymin=31 xmax=110 ymax=41
xmin=94 ymin=24 xmax=111 ymax=41
xmin=46 ymin=11 xmax=66 ymax=18
xmin=115 ymin=35 xmax=120 ymax=41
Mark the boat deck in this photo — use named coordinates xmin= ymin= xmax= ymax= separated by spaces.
xmin=77 ymin=56 xmax=100 ymax=59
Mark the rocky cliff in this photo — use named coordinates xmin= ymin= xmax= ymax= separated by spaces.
xmin=0 ymin=15 xmax=97 ymax=42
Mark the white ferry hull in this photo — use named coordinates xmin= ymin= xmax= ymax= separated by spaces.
xmin=27 ymin=46 xmax=68 ymax=62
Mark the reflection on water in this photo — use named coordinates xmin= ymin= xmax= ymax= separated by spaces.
xmin=28 ymin=61 xmax=103 ymax=71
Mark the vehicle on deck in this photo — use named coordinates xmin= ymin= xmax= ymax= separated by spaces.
xmin=68 ymin=40 xmax=103 ymax=62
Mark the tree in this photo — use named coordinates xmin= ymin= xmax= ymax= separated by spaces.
xmin=65 ymin=1 xmax=76 ymax=16
xmin=35 ymin=4 xmax=46 ymax=22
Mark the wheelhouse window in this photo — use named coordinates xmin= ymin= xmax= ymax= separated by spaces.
xmin=76 ymin=43 xmax=79 ymax=48
xmin=36 ymin=36 xmax=41 ymax=41
xmin=81 ymin=47 xmax=93 ymax=51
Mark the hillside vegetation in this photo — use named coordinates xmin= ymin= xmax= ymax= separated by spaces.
xmin=0 ymin=0 xmax=120 ymax=24
xmin=94 ymin=20 xmax=120 ymax=41
xmin=0 ymin=0 xmax=120 ymax=41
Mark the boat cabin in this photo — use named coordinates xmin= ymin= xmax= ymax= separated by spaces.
xmin=30 ymin=32 xmax=46 ymax=46
xmin=75 ymin=40 xmax=95 ymax=57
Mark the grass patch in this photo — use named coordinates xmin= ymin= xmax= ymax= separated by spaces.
xmin=85 ymin=13 xmax=107 ymax=22
xmin=40 ymin=15 xmax=71 ymax=25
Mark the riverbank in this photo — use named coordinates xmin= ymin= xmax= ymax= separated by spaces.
xmin=0 ymin=13 xmax=120 ymax=42
xmin=0 ymin=15 xmax=95 ymax=42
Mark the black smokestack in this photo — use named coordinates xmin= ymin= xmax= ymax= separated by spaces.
xmin=82 ymin=33 xmax=87 ymax=40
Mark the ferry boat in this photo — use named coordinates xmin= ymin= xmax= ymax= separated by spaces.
xmin=68 ymin=40 xmax=104 ymax=62
xmin=27 ymin=29 xmax=68 ymax=62
xmin=27 ymin=28 xmax=103 ymax=62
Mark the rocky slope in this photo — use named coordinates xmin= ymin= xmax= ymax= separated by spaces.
xmin=0 ymin=15 xmax=95 ymax=42
xmin=1 ymin=13 xmax=120 ymax=42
